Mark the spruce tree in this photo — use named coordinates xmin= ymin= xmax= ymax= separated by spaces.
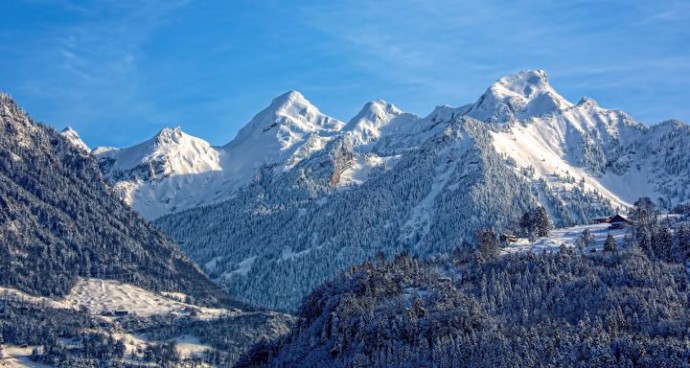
xmin=534 ymin=207 xmax=552 ymax=237
xmin=604 ymin=234 xmax=617 ymax=253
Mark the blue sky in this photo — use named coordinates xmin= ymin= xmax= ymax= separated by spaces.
xmin=1 ymin=0 xmax=689 ymax=147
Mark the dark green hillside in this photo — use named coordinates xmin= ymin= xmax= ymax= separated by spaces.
xmin=0 ymin=94 xmax=232 ymax=306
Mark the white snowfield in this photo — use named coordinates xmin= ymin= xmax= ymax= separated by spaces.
xmin=172 ymin=335 xmax=214 ymax=359
xmin=491 ymin=124 xmax=629 ymax=209
xmin=0 ymin=278 xmax=237 ymax=319
xmin=61 ymin=278 xmax=237 ymax=319
xmin=0 ymin=346 xmax=49 ymax=368
xmin=111 ymin=331 xmax=213 ymax=361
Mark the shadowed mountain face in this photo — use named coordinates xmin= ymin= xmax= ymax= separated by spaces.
xmin=0 ymin=94 xmax=236 ymax=307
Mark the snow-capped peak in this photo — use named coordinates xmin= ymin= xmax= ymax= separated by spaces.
xmin=60 ymin=126 xmax=90 ymax=153
xmin=229 ymin=91 xmax=344 ymax=148
xmin=154 ymin=126 xmax=185 ymax=145
xmin=576 ymin=96 xmax=599 ymax=108
xmin=495 ymin=69 xmax=551 ymax=96
xmin=95 ymin=126 xmax=221 ymax=174
xmin=93 ymin=126 xmax=224 ymax=219
xmin=223 ymin=90 xmax=344 ymax=175
xmin=466 ymin=69 xmax=573 ymax=123
xmin=344 ymin=100 xmax=418 ymax=145
xmin=354 ymin=100 xmax=403 ymax=119
xmin=272 ymin=90 xmax=309 ymax=109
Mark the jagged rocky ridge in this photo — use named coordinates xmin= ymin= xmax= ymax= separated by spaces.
xmin=94 ymin=70 xmax=690 ymax=311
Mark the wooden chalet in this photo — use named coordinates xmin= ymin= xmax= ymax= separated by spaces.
xmin=593 ymin=214 xmax=632 ymax=225
xmin=609 ymin=214 xmax=632 ymax=224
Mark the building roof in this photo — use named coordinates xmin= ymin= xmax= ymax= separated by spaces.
xmin=609 ymin=214 xmax=632 ymax=224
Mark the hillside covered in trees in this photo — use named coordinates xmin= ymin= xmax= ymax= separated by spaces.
xmin=0 ymin=93 xmax=236 ymax=305
xmin=0 ymin=93 xmax=295 ymax=366
xmin=238 ymin=204 xmax=690 ymax=367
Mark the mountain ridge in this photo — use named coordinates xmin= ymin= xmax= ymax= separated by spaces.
xmin=93 ymin=69 xmax=650 ymax=220
xmin=50 ymin=70 xmax=690 ymax=310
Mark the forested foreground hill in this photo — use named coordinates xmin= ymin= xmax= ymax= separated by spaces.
xmin=0 ymin=93 xmax=295 ymax=367
xmin=238 ymin=249 xmax=690 ymax=367
xmin=0 ymin=93 xmax=232 ymax=306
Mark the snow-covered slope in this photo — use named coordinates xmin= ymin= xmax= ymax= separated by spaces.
xmin=94 ymin=127 xmax=226 ymax=219
xmin=62 ymin=278 xmax=236 ymax=318
xmin=487 ymin=99 xmax=642 ymax=216
xmin=488 ymin=89 xmax=690 ymax=214
xmin=465 ymin=69 xmax=572 ymax=122
xmin=224 ymin=90 xmax=344 ymax=172
xmin=93 ymin=92 xmax=347 ymax=219
xmin=149 ymin=70 xmax=690 ymax=311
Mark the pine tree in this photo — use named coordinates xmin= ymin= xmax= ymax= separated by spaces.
xmin=654 ymin=225 xmax=673 ymax=261
xmin=474 ymin=229 xmax=499 ymax=260
xmin=603 ymin=234 xmax=617 ymax=253
xmin=520 ymin=210 xmax=536 ymax=240
xmin=534 ymin=207 xmax=552 ymax=237
xmin=632 ymin=197 xmax=658 ymax=228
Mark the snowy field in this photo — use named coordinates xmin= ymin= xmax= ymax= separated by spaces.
xmin=0 ymin=346 xmax=49 ymax=368
xmin=503 ymin=223 xmax=630 ymax=254
xmin=1 ymin=278 xmax=237 ymax=320
xmin=111 ymin=331 xmax=213 ymax=361
xmin=61 ymin=278 xmax=238 ymax=319
xmin=173 ymin=335 xmax=214 ymax=359
xmin=0 ymin=279 xmax=239 ymax=367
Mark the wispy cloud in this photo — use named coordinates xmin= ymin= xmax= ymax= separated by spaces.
xmin=2 ymin=0 xmax=688 ymax=146
xmin=297 ymin=1 xmax=581 ymax=92
xmin=294 ymin=0 xmax=690 ymax=123
xmin=9 ymin=0 xmax=191 ymax=142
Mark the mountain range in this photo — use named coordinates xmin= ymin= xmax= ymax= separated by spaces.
xmin=77 ymin=70 xmax=690 ymax=310
xmin=0 ymin=93 xmax=292 ymax=366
